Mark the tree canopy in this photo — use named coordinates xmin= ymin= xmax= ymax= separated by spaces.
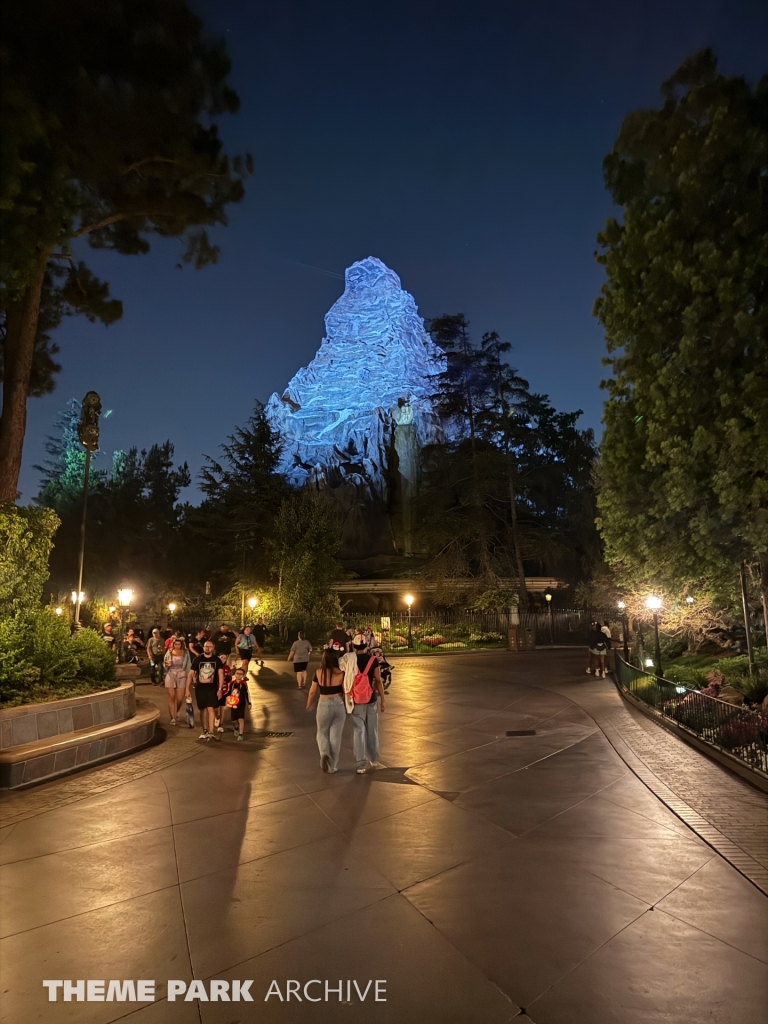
xmin=594 ymin=49 xmax=768 ymax=633
xmin=419 ymin=315 xmax=598 ymax=607
xmin=191 ymin=402 xmax=289 ymax=585
xmin=0 ymin=0 xmax=249 ymax=500
xmin=37 ymin=403 xmax=190 ymax=596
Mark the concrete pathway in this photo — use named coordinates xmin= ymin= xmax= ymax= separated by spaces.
xmin=1 ymin=650 xmax=766 ymax=1023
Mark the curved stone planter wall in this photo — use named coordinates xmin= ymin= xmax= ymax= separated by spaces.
xmin=0 ymin=683 xmax=159 ymax=789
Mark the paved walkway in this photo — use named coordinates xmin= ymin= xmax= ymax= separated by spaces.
xmin=1 ymin=650 xmax=766 ymax=1023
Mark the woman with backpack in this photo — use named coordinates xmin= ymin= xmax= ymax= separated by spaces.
xmin=349 ymin=638 xmax=386 ymax=774
xmin=305 ymin=648 xmax=347 ymax=773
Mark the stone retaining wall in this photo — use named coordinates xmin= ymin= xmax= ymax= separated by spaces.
xmin=0 ymin=684 xmax=134 ymax=750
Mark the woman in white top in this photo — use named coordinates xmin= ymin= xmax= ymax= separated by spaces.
xmin=287 ymin=631 xmax=312 ymax=688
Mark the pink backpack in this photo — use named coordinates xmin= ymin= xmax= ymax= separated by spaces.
xmin=351 ymin=657 xmax=376 ymax=704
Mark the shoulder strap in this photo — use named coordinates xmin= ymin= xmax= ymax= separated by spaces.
xmin=364 ymin=656 xmax=376 ymax=673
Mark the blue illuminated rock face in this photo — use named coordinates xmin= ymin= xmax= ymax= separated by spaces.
xmin=265 ymin=257 xmax=446 ymax=511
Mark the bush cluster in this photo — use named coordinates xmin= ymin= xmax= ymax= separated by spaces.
xmin=0 ymin=609 xmax=116 ymax=706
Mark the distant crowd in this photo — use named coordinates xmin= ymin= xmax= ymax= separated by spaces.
xmin=97 ymin=618 xmax=392 ymax=775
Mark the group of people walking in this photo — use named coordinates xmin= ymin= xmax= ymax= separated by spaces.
xmin=305 ymin=628 xmax=387 ymax=775
xmin=118 ymin=616 xmax=388 ymax=771
xmin=115 ymin=621 xmax=267 ymax=741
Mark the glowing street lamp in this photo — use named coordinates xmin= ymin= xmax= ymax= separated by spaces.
xmin=70 ymin=591 xmax=85 ymax=627
xmin=168 ymin=602 xmax=177 ymax=614
xmin=645 ymin=596 xmax=663 ymax=677
xmin=544 ymin=591 xmax=553 ymax=642
xmin=55 ymin=607 xmax=63 ymax=617
xmin=405 ymin=594 xmax=414 ymax=648
xmin=117 ymin=588 xmax=133 ymax=663
xmin=248 ymin=597 xmax=257 ymax=611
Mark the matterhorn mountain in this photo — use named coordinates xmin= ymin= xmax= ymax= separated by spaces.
xmin=265 ymin=257 xmax=448 ymax=555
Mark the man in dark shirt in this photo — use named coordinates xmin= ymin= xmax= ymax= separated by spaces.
xmin=251 ymin=619 xmax=270 ymax=665
xmin=187 ymin=640 xmax=223 ymax=740
xmin=188 ymin=629 xmax=206 ymax=658
xmin=328 ymin=622 xmax=350 ymax=653
xmin=211 ymin=623 xmax=237 ymax=663
xmin=100 ymin=622 xmax=117 ymax=653
xmin=350 ymin=639 xmax=385 ymax=773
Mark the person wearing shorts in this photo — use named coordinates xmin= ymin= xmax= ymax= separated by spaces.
xmin=287 ymin=631 xmax=312 ymax=688
xmin=586 ymin=622 xmax=610 ymax=677
xmin=236 ymin=625 xmax=256 ymax=667
xmin=187 ymin=640 xmax=223 ymax=740
xmin=163 ymin=637 xmax=190 ymax=725
xmin=226 ymin=667 xmax=251 ymax=740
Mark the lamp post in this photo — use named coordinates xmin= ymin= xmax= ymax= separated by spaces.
xmin=247 ymin=597 xmax=257 ymax=626
xmin=74 ymin=391 xmax=101 ymax=629
xmin=71 ymin=591 xmax=84 ymax=627
xmin=738 ymin=564 xmax=756 ymax=677
xmin=545 ymin=591 xmax=553 ymax=643
xmin=645 ymin=596 xmax=663 ymax=677
xmin=55 ymin=607 xmax=63 ymax=618
xmin=117 ymin=588 xmax=133 ymax=663
xmin=405 ymin=594 xmax=414 ymax=648
xmin=617 ymin=601 xmax=629 ymax=661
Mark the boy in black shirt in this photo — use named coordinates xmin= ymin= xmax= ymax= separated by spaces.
xmin=225 ymin=667 xmax=251 ymax=741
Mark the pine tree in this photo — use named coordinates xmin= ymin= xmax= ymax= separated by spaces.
xmin=0 ymin=0 xmax=250 ymax=499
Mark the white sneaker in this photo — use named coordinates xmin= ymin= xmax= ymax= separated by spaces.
xmin=198 ymin=731 xmax=209 ymax=740
xmin=369 ymin=760 xmax=386 ymax=770
xmin=216 ymin=725 xmax=224 ymax=733
xmin=356 ymin=767 xmax=367 ymax=775
xmin=586 ymin=668 xmax=592 ymax=674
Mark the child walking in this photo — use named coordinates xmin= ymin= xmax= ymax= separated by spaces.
xmin=214 ymin=652 xmax=233 ymax=734
xmin=226 ymin=667 xmax=251 ymax=741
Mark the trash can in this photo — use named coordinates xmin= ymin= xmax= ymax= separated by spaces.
xmin=507 ymin=626 xmax=536 ymax=651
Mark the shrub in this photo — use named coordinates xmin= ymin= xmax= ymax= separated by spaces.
xmin=718 ymin=717 xmax=765 ymax=752
xmin=0 ymin=504 xmax=60 ymax=613
xmin=727 ymin=670 xmax=768 ymax=706
xmin=663 ymin=664 xmax=709 ymax=689
xmin=0 ymin=609 xmax=115 ymax=705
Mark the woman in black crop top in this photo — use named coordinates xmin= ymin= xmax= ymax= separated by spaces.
xmin=306 ymin=649 xmax=347 ymax=773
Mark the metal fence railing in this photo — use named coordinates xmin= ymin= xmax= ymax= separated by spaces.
xmin=614 ymin=656 xmax=768 ymax=775
xmin=340 ymin=608 xmax=614 ymax=651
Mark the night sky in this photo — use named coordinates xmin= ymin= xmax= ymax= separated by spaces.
xmin=16 ymin=0 xmax=768 ymax=502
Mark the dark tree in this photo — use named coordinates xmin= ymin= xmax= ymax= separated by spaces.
xmin=191 ymin=403 xmax=289 ymax=584
xmin=0 ymin=0 xmax=250 ymax=500
xmin=595 ymin=49 xmax=768 ymax=635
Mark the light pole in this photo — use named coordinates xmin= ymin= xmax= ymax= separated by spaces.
xmin=405 ymin=594 xmax=414 ymax=648
xmin=74 ymin=391 xmax=101 ymax=629
xmin=248 ymin=596 xmax=257 ymax=623
xmin=645 ymin=596 xmax=663 ymax=677
xmin=617 ymin=601 xmax=629 ymax=661
xmin=117 ymin=588 xmax=133 ymax=663
xmin=544 ymin=591 xmax=553 ymax=643
xmin=71 ymin=591 xmax=84 ymax=627
xmin=738 ymin=564 xmax=755 ymax=677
